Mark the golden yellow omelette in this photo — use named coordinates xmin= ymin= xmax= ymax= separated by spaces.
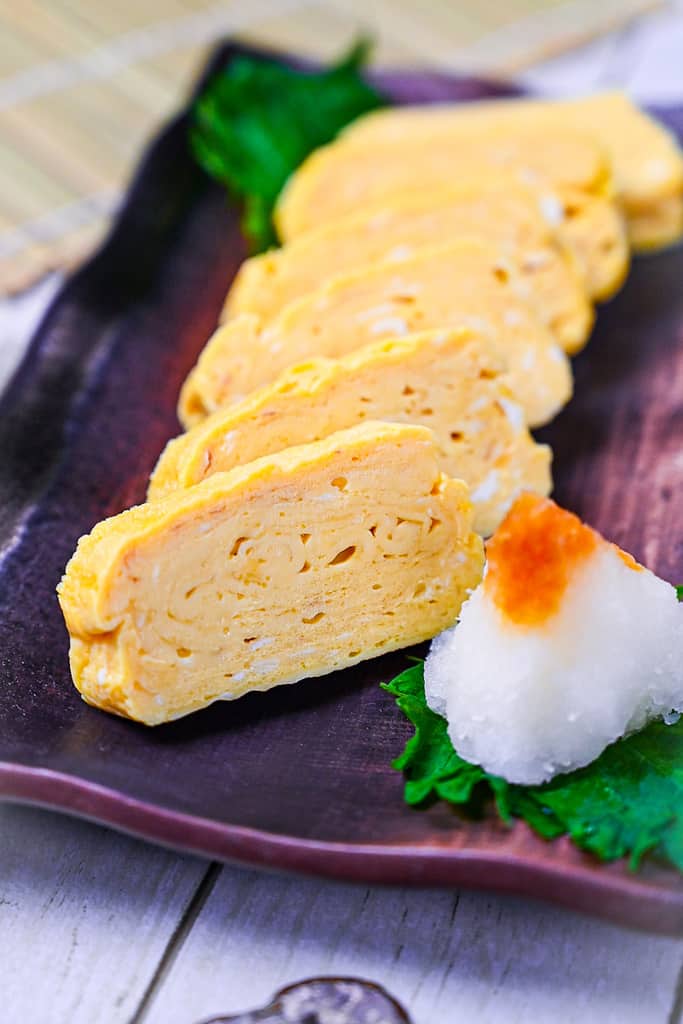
xmin=58 ymin=421 xmax=484 ymax=725
xmin=225 ymin=181 xmax=594 ymax=353
xmin=340 ymin=92 xmax=683 ymax=251
xmin=151 ymin=328 xmax=552 ymax=536
xmin=181 ymin=240 xmax=572 ymax=431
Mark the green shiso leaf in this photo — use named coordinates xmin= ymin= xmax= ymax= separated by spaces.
xmin=381 ymin=664 xmax=489 ymax=807
xmin=383 ymin=661 xmax=683 ymax=871
xmin=188 ymin=41 xmax=386 ymax=251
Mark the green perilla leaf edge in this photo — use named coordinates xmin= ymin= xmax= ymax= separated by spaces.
xmin=188 ymin=40 xmax=386 ymax=251
xmin=382 ymin=660 xmax=683 ymax=872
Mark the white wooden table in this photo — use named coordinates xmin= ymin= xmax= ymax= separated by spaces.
xmin=3 ymin=8 xmax=683 ymax=1022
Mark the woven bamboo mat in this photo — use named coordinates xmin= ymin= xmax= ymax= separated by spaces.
xmin=0 ymin=0 xmax=660 ymax=295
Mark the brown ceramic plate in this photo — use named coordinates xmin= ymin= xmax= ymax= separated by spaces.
xmin=1 ymin=43 xmax=682 ymax=935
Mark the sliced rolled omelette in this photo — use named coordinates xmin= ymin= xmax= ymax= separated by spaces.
xmin=150 ymin=329 xmax=552 ymax=536
xmin=550 ymin=185 xmax=628 ymax=301
xmin=628 ymin=194 xmax=683 ymax=252
xmin=276 ymin=127 xmax=612 ymax=239
xmin=340 ymin=92 xmax=683 ymax=252
xmin=58 ymin=421 xmax=485 ymax=725
xmin=224 ymin=181 xmax=593 ymax=354
xmin=274 ymin=126 xmax=627 ymax=301
xmin=180 ymin=240 xmax=573 ymax=431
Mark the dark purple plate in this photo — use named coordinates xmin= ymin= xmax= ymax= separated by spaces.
xmin=1 ymin=43 xmax=682 ymax=935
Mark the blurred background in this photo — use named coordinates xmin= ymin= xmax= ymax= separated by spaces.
xmin=2 ymin=0 xmax=683 ymax=337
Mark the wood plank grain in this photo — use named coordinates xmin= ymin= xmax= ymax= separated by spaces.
xmin=139 ymin=865 xmax=683 ymax=1024
xmin=0 ymin=803 xmax=207 ymax=1024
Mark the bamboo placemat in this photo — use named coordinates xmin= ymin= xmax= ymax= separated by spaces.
xmin=0 ymin=0 xmax=661 ymax=295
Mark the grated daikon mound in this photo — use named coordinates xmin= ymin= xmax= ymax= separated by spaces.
xmin=424 ymin=495 xmax=683 ymax=784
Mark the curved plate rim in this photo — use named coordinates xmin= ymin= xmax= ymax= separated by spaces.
xmin=1 ymin=760 xmax=681 ymax=934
